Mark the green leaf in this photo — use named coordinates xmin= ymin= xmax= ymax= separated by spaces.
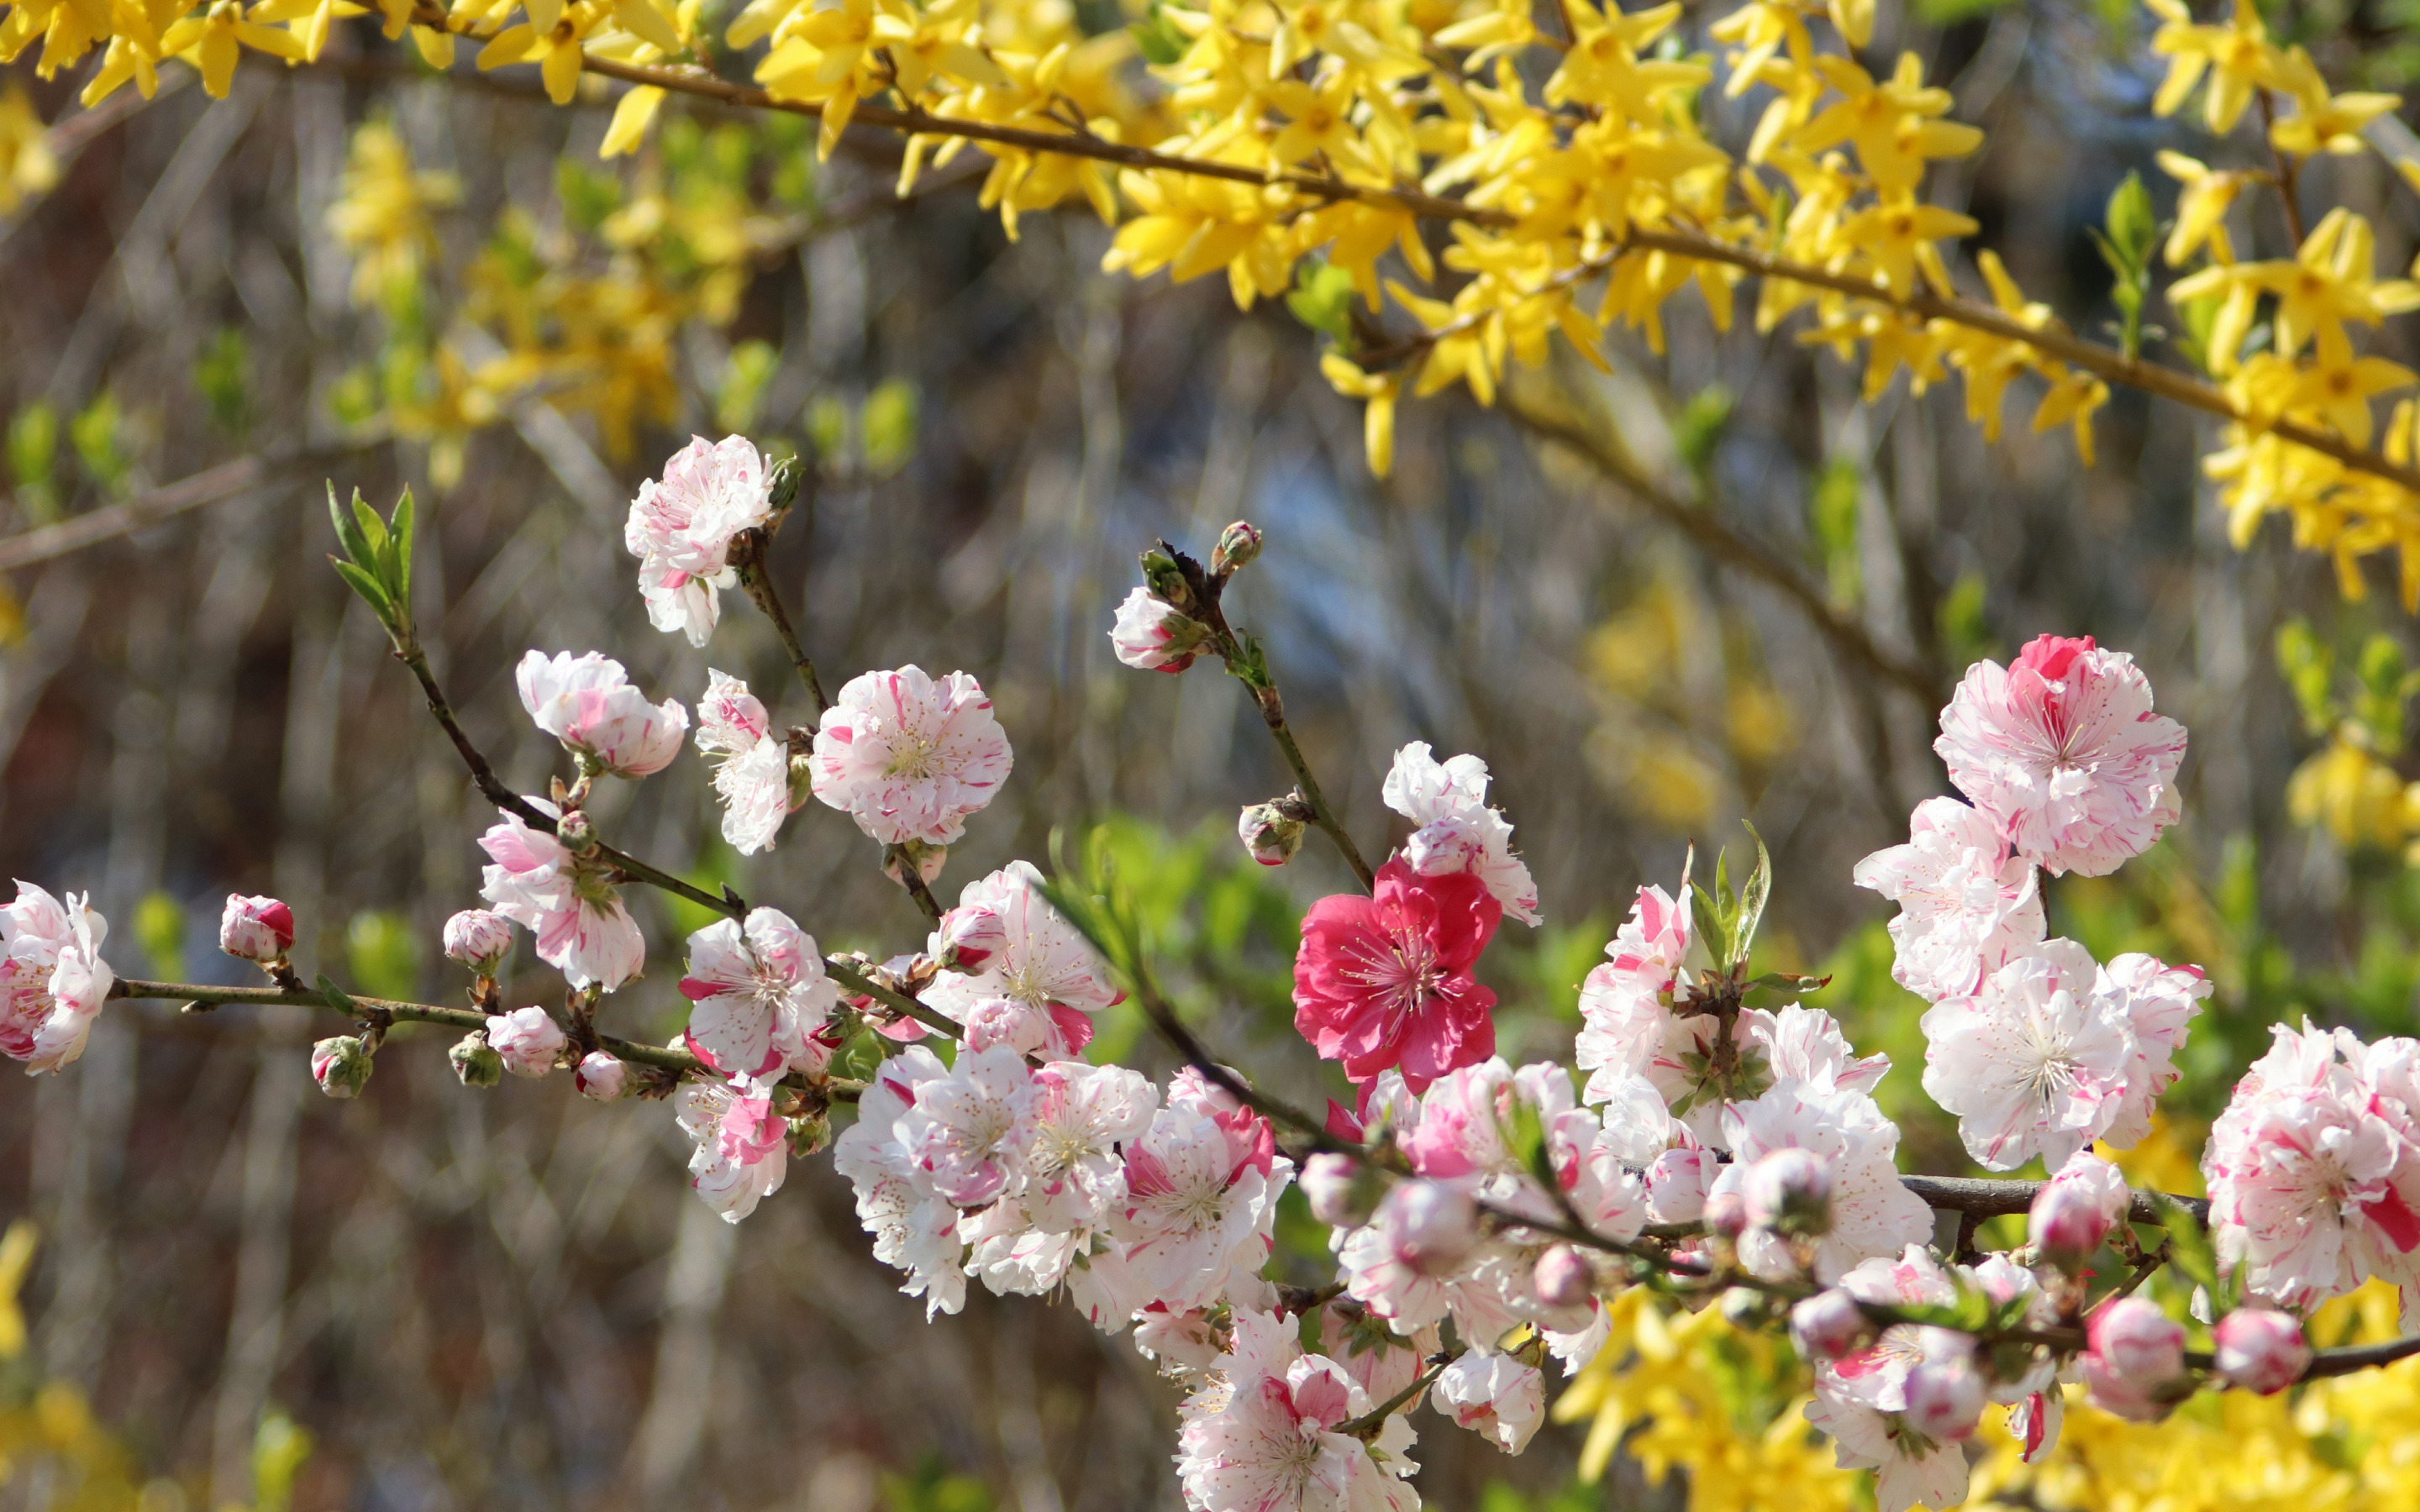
xmin=864 ymin=378 xmax=920 ymax=476
xmin=389 ymin=486 xmax=416 ymax=613
xmin=1733 ymin=821 xmax=1771 ymax=968
xmin=1690 ymin=882 xmax=1731 ymax=969
xmin=1128 ymin=2 xmax=1185 ymax=63
xmin=2149 ymin=1191 xmax=2219 ymax=1293
xmin=330 ymin=559 xmax=391 ymax=621
xmin=350 ymin=488 xmax=391 ymax=575
xmin=1285 ymin=257 xmax=1358 ymax=347
xmin=2105 ymin=170 xmax=2157 ymax=274
xmin=328 ymin=481 xmax=373 ymax=568
xmin=347 ymin=910 xmax=422 ymax=1003
xmin=315 ymin=974 xmax=356 ymax=1013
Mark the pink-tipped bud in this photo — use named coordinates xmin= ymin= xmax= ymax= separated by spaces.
xmin=934 ymin=900 xmax=1007 ymax=974
xmin=1110 ymin=586 xmax=1212 ymax=674
xmin=2032 ymin=1149 xmax=2129 ymax=1268
xmin=1532 ymin=1245 xmax=1593 ymax=1310
xmin=1704 ymin=1189 xmax=1748 ymax=1241
xmin=1302 ymin=1152 xmax=1378 ymax=1227
xmin=1212 ymin=520 xmax=1262 ymax=575
xmin=220 ymin=895 xmax=294 ymax=963
xmin=485 ymin=1006 xmax=567 ymax=1079
xmin=1238 ymin=801 xmax=1307 ymax=867
xmin=1788 ymin=1288 xmax=1870 ymax=1362
xmin=2081 ymin=1297 xmax=2191 ymax=1422
xmin=1903 ymin=1349 xmax=1986 ymax=1442
xmin=1743 ymin=1148 xmax=1833 ymax=1236
xmin=311 ymin=1036 xmax=372 ymax=1099
xmin=1380 ymin=1179 xmax=1478 ymax=1274
xmin=575 ymin=1050 xmax=627 ymax=1102
xmin=2212 ymin=1307 xmax=2310 ymax=1396
xmin=443 ymin=909 xmax=515 ymax=974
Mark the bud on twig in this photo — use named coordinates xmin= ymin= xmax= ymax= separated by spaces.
xmin=2212 ymin=1306 xmax=2311 ymax=1395
xmin=1788 ymin=1288 xmax=1870 ymax=1362
xmin=220 ymin=894 xmax=295 ymax=966
xmin=1302 ymin=1152 xmax=1383 ymax=1226
xmin=884 ymin=838 xmax=947 ymax=888
xmin=311 ymin=1036 xmax=374 ymax=1099
xmin=575 ymin=1050 xmax=627 ymax=1102
xmin=765 ymin=454 xmax=802 ymax=512
xmin=1743 ymin=1148 xmax=1833 ymax=1236
xmin=1138 ymin=548 xmax=1196 ymax=614
xmin=1532 ymin=1245 xmax=1593 ymax=1310
xmin=450 ymin=1032 xmax=505 ymax=1088
xmin=556 ymin=809 xmax=599 ymax=855
xmin=443 ymin=908 xmax=514 ymax=976
xmin=1238 ymin=796 xmax=1310 ymax=866
xmin=1211 ymin=519 xmax=1262 ymax=576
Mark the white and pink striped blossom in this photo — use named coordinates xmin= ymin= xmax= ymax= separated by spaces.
xmin=809 ymin=665 xmax=1012 ymax=845
xmin=679 ymin=908 xmax=836 ymax=1084
xmin=1933 ymin=634 xmax=2187 ymax=877
xmin=921 ymin=863 xmax=1118 ymax=1047
xmin=218 ymin=894 xmax=294 ymax=964
xmin=443 ymin=908 xmax=514 ymax=974
xmin=1174 ymin=1310 xmax=1421 ymax=1512
xmin=1574 ymin=882 xmax=1693 ymax=1105
xmin=485 ymin=1005 xmax=566 ymax=1078
xmin=0 ymin=884 xmax=113 ymax=1071
xmin=1920 ymin=940 xmax=2133 ymax=1171
xmin=1853 ymin=795 xmax=2044 ymax=1000
xmin=1112 ymin=1101 xmax=1292 ymax=1316
xmin=2081 ymin=1296 xmax=2190 ymax=1421
xmin=833 ymin=1046 xmax=968 ymax=1314
xmin=2094 ymin=952 xmax=2211 ymax=1148
xmin=1712 ymin=1080 xmax=1933 ymax=1284
xmin=1431 ymin=1351 xmax=1544 ymax=1453
xmin=676 ymin=1079 xmax=788 ymax=1223
xmin=477 ymin=804 xmax=645 ymax=992
xmin=695 ymin=669 xmax=797 ymax=855
xmin=574 ymin=1050 xmax=627 ymax=1101
xmin=897 ymin=1043 xmax=1040 ymax=1209
xmin=2212 ymin=1307 xmax=2312 ymax=1395
xmin=516 ymin=650 xmax=689 ymax=780
xmin=1109 ymin=586 xmax=1210 ymax=673
xmin=1805 ymin=1248 xmax=1974 ymax=1512
xmin=1383 ymin=742 xmax=1540 ymax=926
xmin=624 ymin=434 xmax=775 ymax=647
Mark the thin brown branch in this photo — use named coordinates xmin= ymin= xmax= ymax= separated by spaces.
xmin=730 ymin=525 xmax=830 ymax=716
xmin=0 ymin=444 xmax=376 ymax=572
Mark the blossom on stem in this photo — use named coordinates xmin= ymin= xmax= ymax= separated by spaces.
xmin=1381 ymin=742 xmax=1540 ymax=926
xmin=679 ymin=907 xmax=837 ymax=1083
xmin=515 ymin=649 xmax=689 ymax=779
xmin=832 ymin=1047 xmax=966 ymax=1315
xmin=0 ymin=885 xmax=114 ymax=1074
xmin=694 ymin=670 xmax=797 ymax=855
xmin=575 ymin=1050 xmax=627 ymax=1101
xmin=2029 ymin=1148 xmax=2130 ymax=1268
xmin=1851 ymin=796 xmax=2044 ymax=1000
xmin=1806 ymin=1248 xmax=1974 ymax=1512
xmin=898 ymin=1043 xmax=1039 ymax=1208
xmin=311 ymin=1036 xmax=374 ymax=1099
xmin=1173 ymin=1310 xmax=1420 ymax=1512
xmin=486 ymin=1005 xmax=566 ymax=1077
xmin=1109 ymin=585 xmax=1212 ymax=673
xmin=624 ymin=433 xmax=775 ymax=647
xmin=2212 ymin=1307 xmax=2312 ymax=1395
xmin=676 ymin=1079 xmax=788 ymax=1223
xmin=922 ymin=862 xmax=1119 ymax=1058
xmin=219 ymin=894 xmax=295 ymax=964
xmin=2093 ymin=952 xmax=2211 ymax=1148
xmin=1920 ymin=940 xmax=2133 ymax=1171
xmin=810 ymin=665 xmax=1012 ymax=845
xmin=1112 ymin=1100 xmax=1292 ymax=1315
xmin=1712 ymin=1079 xmax=1933 ymax=1283
xmin=1431 ymin=1351 xmax=1544 ymax=1452
xmin=477 ymin=802 xmax=645 ymax=991
xmin=2081 ymin=1296 xmax=2190 ymax=1421
xmin=442 ymin=908 xmax=514 ymax=974
xmin=1293 ymin=857 xmax=1502 ymax=1093
xmin=1933 ymin=634 xmax=2187 ymax=877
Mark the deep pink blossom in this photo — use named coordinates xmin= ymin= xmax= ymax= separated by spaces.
xmin=1292 ymin=858 xmax=1502 ymax=1091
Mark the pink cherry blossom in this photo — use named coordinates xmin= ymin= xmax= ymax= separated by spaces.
xmin=1852 ymin=796 xmax=2044 ymax=1000
xmin=218 ymin=894 xmax=294 ymax=963
xmin=516 ymin=650 xmax=689 ymax=779
xmin=2081 ymin=1297 xmax=2189 ymax=1421
xmin=1318 ymin=1306 xmax=1432 ymax=1409
xmin=676 ymin=1080 xmax=788 ymax=1223
xmin=3 ymin=887 xmax=113 ymax=1075
xmin=1134 ymin=1304 xmax=1227 ymax=1370
xmin=1431 ymin=1351 xmax=1544 ymax=1452
xmin=832 ymin=1047 xmax=967 ymax=1315
xmin=1712 ymin=1079 xmax=1933 ymax=1284
xmin=1173 ymin=1310 xmax=1420 ymax=1512
xmin=922 ymin=863 xmax=1120 ymax=1042
xmin=2029 ymin=1148 xmax=2130 ymax=1267
xmin=1109 ymin=586 xmax=1210 ymax=673
xmin=2093 ymin=952 xmax=2211 ymax=1148
xmin=2212 ymin=1307 xmax=2311 ymax=1395
xmin=1113 ymin=1102 xmax=1292 ymax=1315
xmin=695 ymin=669 xmax=797 ymax=855
xmin=2203 ymin=1020 xmax=2420 ymax=1312
xmin=1933 ymin=633 xmax=2187 ymax=877
xmin=1804 ymin=1384 xmax=1970 ymax=1512
xmin=1902 ymin=1347 xmax=1986 ymax=1443
xmin=1293 ymin=857 xmax=1502 ymax=1093
xmin=1806 ymin=1249 xmax=1975 ymax=1512
xmin=477 ymin=804 xmax=645 ymax=991
xmin=486 ymin=1005 xmax=566 ymax=1078
xmin=1920 ymin=940 xmax=2133 ymax=1171
xmin=442 ymin=908 xmax=514 ymax=973
xmin=679 ymin=908 xmax=837 ymax=1083
xmin=1337 ymin=1179 xmax=1478 ymax=1331
xmin=1018 ymin=1060 xmax=1158 ymax=1236
xmin=2007 ymin=1389 xmax=2064 ymax=1463
xmin=624 ymin=434 xmax=775 ymax=646
xmin=898 ymin=1043 xmax=1040 ymax=1208
xmin=1790 ymin=1289 xmax=1871 ymax=1362
xmin=574 ymin=1050 xmax=627 ymax=1101
xmin=1382 ymin=742 xmax=1540 ymax=926
xmin=809 ymin=665 xmax=1012 ymax=845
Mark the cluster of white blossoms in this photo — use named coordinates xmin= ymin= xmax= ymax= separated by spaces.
xmin=60 ymin=435 xmax=2420 ymax=1512
xmin=1855 ymin=634 xmax=2211 ymax=1173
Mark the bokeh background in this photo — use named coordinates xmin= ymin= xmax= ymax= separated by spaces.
xmin=1 ymin=0 xmax=2417 ymax=1505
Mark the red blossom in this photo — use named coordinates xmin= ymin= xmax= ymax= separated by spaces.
xmin=1292 ymin=858 xmax=1501 ymax=1093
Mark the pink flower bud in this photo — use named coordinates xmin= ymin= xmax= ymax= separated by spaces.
xmin=1212 ymin=519 xmax=1262 ymax=575
xmin=1704 ymin=1188 xmax=1748 ymax=1241
xmin=1380 ymin=1179 xmax=1478 ymax=1274
xmin=575 ymin=1050 xmax=627 ymax=1102
xmin=1532 ymin=1245 xmax=1593 ymax=1309
xmin=2081 ymin=1297 xmax=2191 ymax=1422
xmin=486 ymin=1006 xmax=567 ymax=1079
xmin=1238 ymin=801 xmax=1307 ymax=867
xmin=1109 ymin=586 xmax=1212 ymax=673
xmin=2028 ymin=1181 xmax=2112 ymax=1268
xmin=443 ymin=909 xmax=515 ymax=974
xmin=219 ymin=894 xmax=294 ymax=963
xmin=2212 ymin=1308 xmax=2310 ymax=1396
xmin=1788 ymin=1288 xmax=1870 ymax=1362
xmin=933 ymin=900 xmax=1007 ymax=974
xmin=1302 ymin=1152 xmax=1376 ymax=1226
xmin=1743 ymin=1147 xmax=1833 ymax=1236
xmin=882 ymin=839 xmax=947 ymax=887
xmin=1904 ymin=1354 xmax=1986 ymax=1442
xmin=311 ymin=1036 xmax=373 ymax=1099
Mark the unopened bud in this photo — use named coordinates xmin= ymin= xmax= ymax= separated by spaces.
xmin=934 ymin=900 xmax=1008 ymax=974
xmin=765 ymin=454 xmax=801 ymax=511
xmin=1138 ymin=547 xmax=1193 ymax=611
xmin=1532 ymin=1245 xmax=1594 ymax=1310
xmin=450 ymin=1032 xmax=505 ymax=1087
xmin=220 ymin=894 xmax=295 ymax=964
xmin=884 ymin=839 xmax=947 ymax=887
xmin=1743 ymin=1148 xmax=1833 ymax=1236
xmin=1212 ymin=519 xmax=1262 ymax=575
xmin=1789 ymin=1289 xmax=1871 ymax=1361
xmin=1703 ymin=1189 xmax=1748 ymax=1241
xmin=575 ymin=1050 xmax=627 ymax=1101
xmin=556 ymin=809 xmax=598 ymax=853
xmin=1904 ymin=1352 xmax=1986 ymax=1442
xmin=1381 ymin=1179 xmax=1478 ymax=1273
xmin=2212 ymin=1307 xmax=2310 ymax=1396
xmin=2028 ymin=1180 xmax=2113 ymax=1270
xmin=311 ymin=1035 xmax=373 ymax=1099
xmin=1238 ymin=800 xmax=1307 ymax=867
xmin=1302 ymin=1152 xmax=1381 ymax=1226
xmin=788 ymin=1107 xmax=833 ymax=1158
xmin=487 ymin=1005 xmax=567 ymax=1079
xmin=1111 ymin=586 xmax=1212 ymax=674
xmin=2081 ymin=1297 xmax=2191 ymax=1422
xmin=443 ymin=908 xmax=515 ymax=974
